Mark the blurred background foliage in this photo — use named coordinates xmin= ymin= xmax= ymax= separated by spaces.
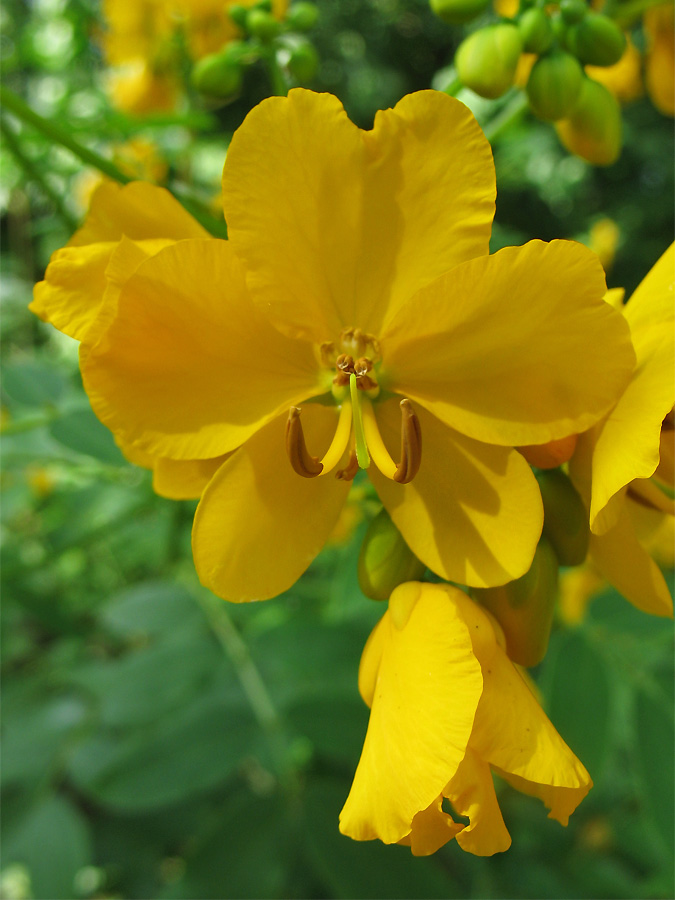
xmin=1 ymin=0 xmax=673 ymax=898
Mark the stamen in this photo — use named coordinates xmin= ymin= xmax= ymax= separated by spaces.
xmin=350 ymin=373 xmax=370 ymax=469
xmin=286 ymin=401 xmax=353 ymax=479
xmin=361 ymin=397 xmax=422 ymax=484
xmin=286 ymin=407 xmax=323 ymax=477
xmin=336 ymin=448 xmax=359 ymax=481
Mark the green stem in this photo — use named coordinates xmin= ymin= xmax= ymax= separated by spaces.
xmin=442 ymin=76 xmax=463 ymax=98
xmin=195 ymin=589 xmax=295 ymax=784
xmin=0 ymin=115 xmax=78 ymax=231
xmin=611 ymin=0 xmax=666 ymax=25
xmin=262 ymin=51 xmax=289 ymax=96
xmin=0 ymin=85 xmax=132 ymax=185
xmin=0 ymin=409 xmax=59 ymax=436
xmin=483 ymin=92 xmax=529 ymax=144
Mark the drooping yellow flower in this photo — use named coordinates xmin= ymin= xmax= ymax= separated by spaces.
xmin=570 ymin=243 xmax=675 ymax=617
xmin=339 ymin=582 xmax=592 ymax=855
xmin=33 ymin=90 xmax=635 ymax=603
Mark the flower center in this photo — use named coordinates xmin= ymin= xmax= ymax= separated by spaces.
xmin=286 ymin=327 xmax=422 ymax=484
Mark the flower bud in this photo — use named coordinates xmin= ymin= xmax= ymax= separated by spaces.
xmin=473 ymin=536 xmax=559 ymax=668
xmin=526 ymin=50 xmax=584 ymax=120
xmin=556 ymin=77 xmax=622 ymax=165
xmin=358 ymin=509 xmax=426 ymax=601
xmin=568 ymin=13 xmax=626 ymax=66
xmin=247 ymin=8 xmax=281 ymax=40
xmin=229 ymin=4 xmax=250 ymax=29
xmin=518 ymin=8 xmax=554 ymax=55
xmin=430 ymin=0 xmax=491 ymax=26
xmin=191 ymin=52 xmax=243 ymax=98
xmin=286 ymin=2 xmax=319 ymax=31
xmin=456 ymin=24 xmax=523 ymax=99
xmin=287 ymin=39 xmax=319 ymax=82
xmin=559 ymin=0 xmax=587 ymax=26
xmin=537 ymin=469 xmax=589 ymax=566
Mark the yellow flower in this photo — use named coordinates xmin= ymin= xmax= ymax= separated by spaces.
xmin=33 ymin=90 xmax=634 ymax=602
xmin=644 ymin=3 xmax=675 ymax=116
xmin=339 ymin=582 xmax=592 ymax=855
xmin=570 ymin=243 xmax=675 ymax=617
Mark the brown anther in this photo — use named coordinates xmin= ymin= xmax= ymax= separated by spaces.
xmin=336 ymin=449 xmax=359 ymax=481
xmin=355 ymin=374 xmax=378 ymax=391
xmin=393 ymin=399 xmax=422 ymax=484
xmin=320 ymin=341 xmax=337 ymax=367
xmin=285 ymin=407 xmax=323 ymax=478
xmin=336 ymin=353 xmax=355 ymax=374
xmin=353 ymin=356 xmax=373 ymax=376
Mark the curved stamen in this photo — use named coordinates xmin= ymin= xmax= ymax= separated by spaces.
xmin=336 ymin=448 xmax=359 ymax=481
xmin=286 ymin=407 xmax=323 ymax=477
xmin=361 ymin=397 xmax=422 ymax=484
xmin=286 ymin=400 xmax=353 ymax=479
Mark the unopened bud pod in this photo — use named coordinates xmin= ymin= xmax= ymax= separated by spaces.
xmin=537 ymin=469 xmax=589 ymax=566
xmin=568 ymin=13 xmax=626 ymax=66
xmin=560 ymin=0 xmax=587 ymax=25
xmin=556 ymin=77 xmax=621 ymax=165
xmin=518 ymin=8 xmax=553 ymax=55
xmin=191 ymin=52 xmax=243 ymax=98
xmin=247 ymin=8 xmax=281 ymax=40
xmin=286 ymin=2 xmax=319 ymax=31
xmin=473 ymin=536 xmax=559 ymax=667
xmin=526 ymin=50 xmax=583 ymax=120
xmin=456 ymin=24 xmax=523 ymax=99
xmin=358 ymin=509 xmax=426 ymax=601
xmin=229 ymin=4 xmax=249 ymax=29
xmin=430 ymin=0 xmax=491 ymax=25
xmin=287 ymin=39 xmax=318 ymax=82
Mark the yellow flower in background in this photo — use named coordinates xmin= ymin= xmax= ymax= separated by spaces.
xmin=340 ymin=582 xmax=592 ymax=855
xmin=644 ymin=3 xmax=675 ymax=116
xmin=570 ymin=243 xmax=675 ymax=617
xmin=33 ymin=90 xmax=635 ymax=603
xmin=100 ymin=0 xmax=287 ymax=112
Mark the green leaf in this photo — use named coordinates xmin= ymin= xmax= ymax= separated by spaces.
xmin=1 ymin=794 xmax=92 ymax=899
xmin=67 ymin=683 xmax=260 ymax=812
xmin=1 ymin=360 xmax=66 ymax=407
xmin=160 ymin=787 xmax=288 ymax=899
xmin=542 ymin=629 xmax=611 ymax=782
xmin=100 ymin=580 xmax=202 ymax=639
xmin=49 ymin=406 xmax=125 ymax=463
xmin=634 ymin=684 xmax=675 ymax=866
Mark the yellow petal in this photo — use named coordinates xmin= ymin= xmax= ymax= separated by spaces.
xmin=192 ymin=406 xmax=351 ymax=602
xmin=223 ymin=89 xmax=494 ymax=342
xmin=368 ymin=399 xmax=543 ymax=588
xmin=357 ymin=614 xmax=387 ymax=707
xmin=445 ymin=750 xmax=512 ymax=856
xmin=30 ymin=181 xmax=208 ymax=341
xmin=82 ymin=239 xmax=323 ymax=460
xmin=153 ymin=455 xmax=230 ymax=499
xmin=381 ymin=240 xmax=635 ymax=446
xmin=397 ymin=796 xmax=463 ymax=856
xmin=31 ymin=242 xmax=117 ymax=341
xmin=589 ymin=500 xmax=673 ymax=617
xmin=589 ymin=245 xmax=675 ymax=532
xmin=645 ymin=4 xmax=675 ymax=117
xmin=339 ymin=583 xmax=483 ymax=845
xmin=70 ymin=181 xmax=208 ymax=246
xmin=468 ymin=642 xmax=592 ymax=825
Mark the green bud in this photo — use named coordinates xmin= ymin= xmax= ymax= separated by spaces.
xmin=559 ymin=0 xmax=587 ymax=25
xmin=247 ymin=8 xmax=281 ymax=40
xmin=286 ymin=2 xmax=319 ymax=31
xmin=191 ymin=52 xmax=243 ymax=98
xmin=518 ymin=8 xmax=554 ymax=54
xmin=568 ymin=13 xmax=626 ymax=66
xmin=229 ymin=4 xmax=250 ymax=29
xmin=221 ymin=39 xmax=251 ymax=66
xmin=556 ymin=77 xmax=622 ymax=165
xmin=430 ymin=0 xmax=491 ymax=26
xmin=287 ymin=39 xmax=319 ymax=82
xmin=456 ymin=24 xmax=523 ymax=99
xmin=526 ymin=50 xmax=583 ymax=120
xmin=255 ymin=0 xmax=273 ymax=11
xmin=473 ymin=536 xmax=559 ymax=668
xmin=537 ymin=469 xmax=589 ymax=566
xmin=358 ymin=509 xmax=426 ymax=601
